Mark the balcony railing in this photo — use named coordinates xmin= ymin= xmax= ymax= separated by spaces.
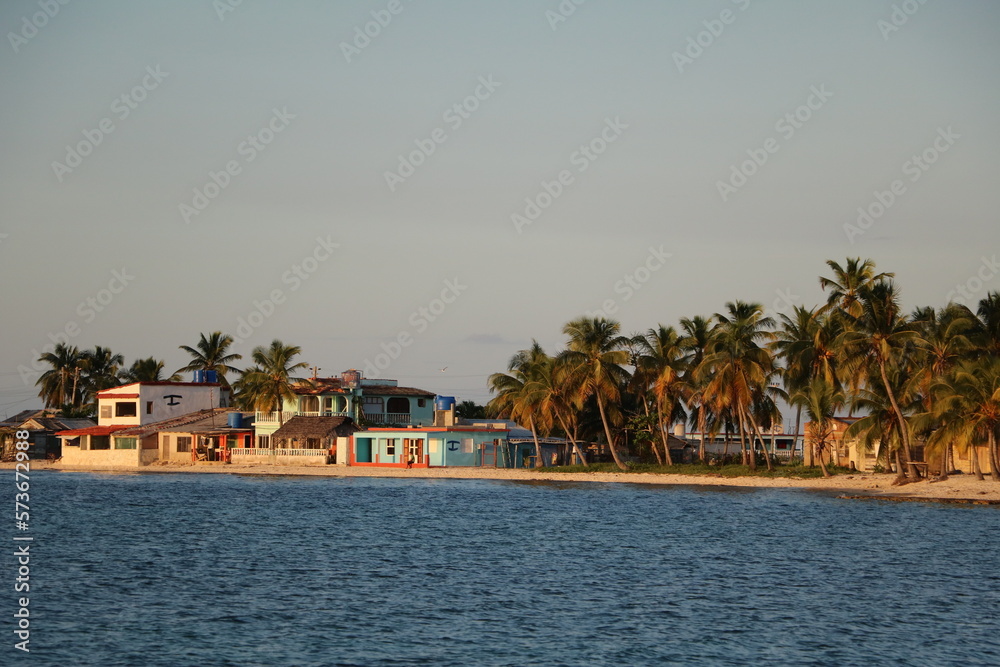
xmin=360 ymin=412 xmax=413 ymax=425
xmin=255 ymin=411 xmax=350 ymax=424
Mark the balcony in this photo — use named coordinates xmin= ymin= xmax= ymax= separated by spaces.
xmin=361 ymin=412 xmax=413 ymax=425
xmin=254 ymin=411 xmax=350 ymax=424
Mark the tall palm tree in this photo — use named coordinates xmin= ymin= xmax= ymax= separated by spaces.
xmin=80 ymin=346 xmax=124 ymax=404
xmin=702 ymin=301 xmax=777 ymax=471
xmin=926 ymin=358 xmax=1000 ymax=481
xmin=971 ymin=292 xmax=1000 ymax=357
xmin=487 ymin=341 xmax=550 ymax=468
xmin=791 ymin=377 xmax=846 ymax=478
xmin=35 ymin=344 xmax=84 ymax=409
xmin=838 ymin=280 xmax=921 ymax=481
xmin=771 ymin=306 xmax=840 ymax=461
xmin=819 ymin=257 xmax=894 ymax=319
xmin=176 ymin=332 xmax=243 ymax=385
xmin=559 ymin=317 xmax=632 ymax=470
xmin=525 ymin=355 xmax=590 ymax=467
xmin=679 ymin=315 xmax=716 ymax=462
xmin=634 ymin=325 xmax=687 ymax=465
xmin=908 ymin=305 xmax=974 ymax=478
xmin=238 ymin=340 xmax=308 ymax=430
xmin=120 ymin=357 xmax=182 ymax=383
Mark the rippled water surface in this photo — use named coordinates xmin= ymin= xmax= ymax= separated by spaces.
xmin=14 ymin=472 xmax=1000 ymax=666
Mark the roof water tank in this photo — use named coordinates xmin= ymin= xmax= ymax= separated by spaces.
xmin=205 ymin=370 xmax=218 ymax=383
xmin=227 ymin=412 xmax=243 ymax=429
xmin=193 ymin=370 xmax=205 ymax=383
xmin=435 ymin=396 xmax=456 ymax=411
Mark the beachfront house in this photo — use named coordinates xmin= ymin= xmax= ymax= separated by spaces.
xmin=157 ymin=410 xmax=255 ymax=464
xmin=350 ymin=425 xmax=510 ymax=468
xmin=56 ymin=379 xmax=228 ymax=467
xmin=253 ymin=370 xmax=435 ymax=447
xmin=0 ymin=410 xmax=95 ymax=460
xmin=235 ymin=415 xmax=360 ymax=466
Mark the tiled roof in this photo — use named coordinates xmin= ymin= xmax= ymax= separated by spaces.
xmin=55 ymin=425 xmax=130 ymax=437
xmin=272 ymin=416 xmax=360 ymax=440
xmin=114 ymin=408 xmax=233 ymax=437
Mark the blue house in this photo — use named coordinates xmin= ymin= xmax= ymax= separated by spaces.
xmin=350 ymin=426 xmax=510 ymax=468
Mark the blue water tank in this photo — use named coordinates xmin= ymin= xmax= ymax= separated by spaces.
xmin=227 ymin=412 xmax=243 ymax=429
xmin=435 ymin=396 xmax=456 ymax=411
xmin=193 ymin=370 xmax=205 ymax=383
xmin=205 ymin=370 xmax=218 ymax=383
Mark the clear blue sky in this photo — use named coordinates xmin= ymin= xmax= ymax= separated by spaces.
xmin=2 ymin=0 xmax=999 ymax=417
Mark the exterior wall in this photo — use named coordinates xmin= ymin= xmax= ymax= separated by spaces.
xmin=229 ymin=449 xmax=329 ymax=465
xmin=98 ymin=384 xmax=222 ymax=427
xmin=352 ymin=428 xmax=507 ymax=467
xmin=60 ymin=444 xmax=141 ymax=467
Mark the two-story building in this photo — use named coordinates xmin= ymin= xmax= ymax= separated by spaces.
xmin=57 ymin=380 xmax=230 ymax=467
xmin=253 ymin=370 xmax=435 ymax=449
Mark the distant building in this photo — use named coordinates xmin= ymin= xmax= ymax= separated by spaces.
xmin=0 ymin=410 xmax=95 ymax=460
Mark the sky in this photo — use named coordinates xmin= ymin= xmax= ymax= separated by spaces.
xmin=1 ymin=0 xmax=999 ymax=418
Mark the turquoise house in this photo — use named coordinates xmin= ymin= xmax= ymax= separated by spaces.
xmin=350 ymin=426 xmax=510 ymax=468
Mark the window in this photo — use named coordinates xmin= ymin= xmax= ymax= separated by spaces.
xmin=417 ymin=399 xmax=426 ymax=408
xmin=429 ymin=439 xmax=441 ymax=453
xmin=387 ymin=397 xmax=409 ymax=414
xmin=115 ymin=402 xmax=137 ymax=417
xmin=257 ymin=435 xmax=270 ymax=450
xmin=115 ymin=437 xmax=137 ymax=450
xmin=176 ymin=436 xmax=192 ymax=453
xmin=91 ymin=435 xmax=110 ymax=450
xmin=100 ymin=405 xmax=112 ymax=420
xmin=385 ymin=438 xmax=397 ymax=456
xmin=146 ymin=401 xmax=153 ymax=415
xmin=306 ymin=437 xmax=321 ymax=449
xmin=462 ymin=438 xmax=474 ymax=454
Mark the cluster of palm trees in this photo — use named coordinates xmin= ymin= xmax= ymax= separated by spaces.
xmin=487 ymin=258 xmax=1000 ymax=482
xmin=35 ymin=333 xmax=309 ymax=423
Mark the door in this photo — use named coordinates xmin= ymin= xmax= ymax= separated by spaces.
xmin=407 ymin=438 xmax=423 ymax=466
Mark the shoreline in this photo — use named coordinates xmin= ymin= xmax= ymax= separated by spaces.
xmin=10 ymin=460 xmax=1000 ymax=504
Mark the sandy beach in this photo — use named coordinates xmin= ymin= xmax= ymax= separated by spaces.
xmin=10 ymin=461 xmax=998 ymax=504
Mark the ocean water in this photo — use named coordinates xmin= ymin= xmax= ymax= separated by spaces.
xmin=11 ymin=471 xmax=1000 ymax=666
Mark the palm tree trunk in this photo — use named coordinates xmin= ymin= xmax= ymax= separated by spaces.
xmin=555 ymin=411 xmax=588 ymax=468
xmin=656 ymin=402 xmax=673 ymax=466
xmin=738 ymin=408 xmax=755 ymax=471
xmin=988 ymin=431 xmax=1000 ymax=482
xmin=878 ymin=360 xmax=918 ymax=480
xmin=698 ymin=409 xmax=707 ymax=463
xmin=792 ymin=405 xmax=802 ymax=461
xmin=971 ymin=443 xmax=985 ymax=481
xmin=817 ymin=438 xmax=831 ymax=478
xmin=745 ymin=410 xmax=773 ymax=472
xmin=597 ymin=394 xmax=627 ymax=470
xmin=528 ymin=416 xmax=544 ymax=468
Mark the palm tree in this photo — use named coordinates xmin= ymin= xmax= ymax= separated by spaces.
xmin=819 ymin=257 xmax=894 ymax=319
xmin=908 ymin=305 xmax=974 ymax=478
xmin=702 ymin=301 xmax=777 ymax=471
xmin=680 ymin=315 xmax=716 ymax=462
xmin=926 ymin=358 xmax=1000 ymax=481
xmin=176 ymin=332 xmax=243 ymax=385
xmin=971 ymin=292 xmax=1000 ymax=357
xmin=559 ymin=317 xmax=632 ymax=470
xmin=771 ymin=306 xmax=839 ymax=461
xmin=237 ymin=340 xmax=308 ymax=430
xmin=35 ymin=344 xmax=84 ymax=409
xmin=791 ymin=377 xmax=846 ymax=478
xmin=80 ymin=346 xmax=124 ymax=404
xmin=120 ymin=357 xmax=182 ymax=383
xmin=487 ymin=342 xmax=550 ymax=468
xmin=838 ymin=281 xmax=921 ymax=481
xmin=524 ymin=355 xmax=590 ymax=467
xmin=634 ymin=325 xmax=687 ymax=465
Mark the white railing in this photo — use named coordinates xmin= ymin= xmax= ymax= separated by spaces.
xmin=254 ymin=411 xmax=350 ymax=424
xmin=361 ymin=412 xmax=412 ymax=425
xmin=230 ymin=448 xmax=328 ymax=457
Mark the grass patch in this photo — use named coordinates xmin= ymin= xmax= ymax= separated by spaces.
xmin=536 ymin=462 xmax=855 ymax=479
